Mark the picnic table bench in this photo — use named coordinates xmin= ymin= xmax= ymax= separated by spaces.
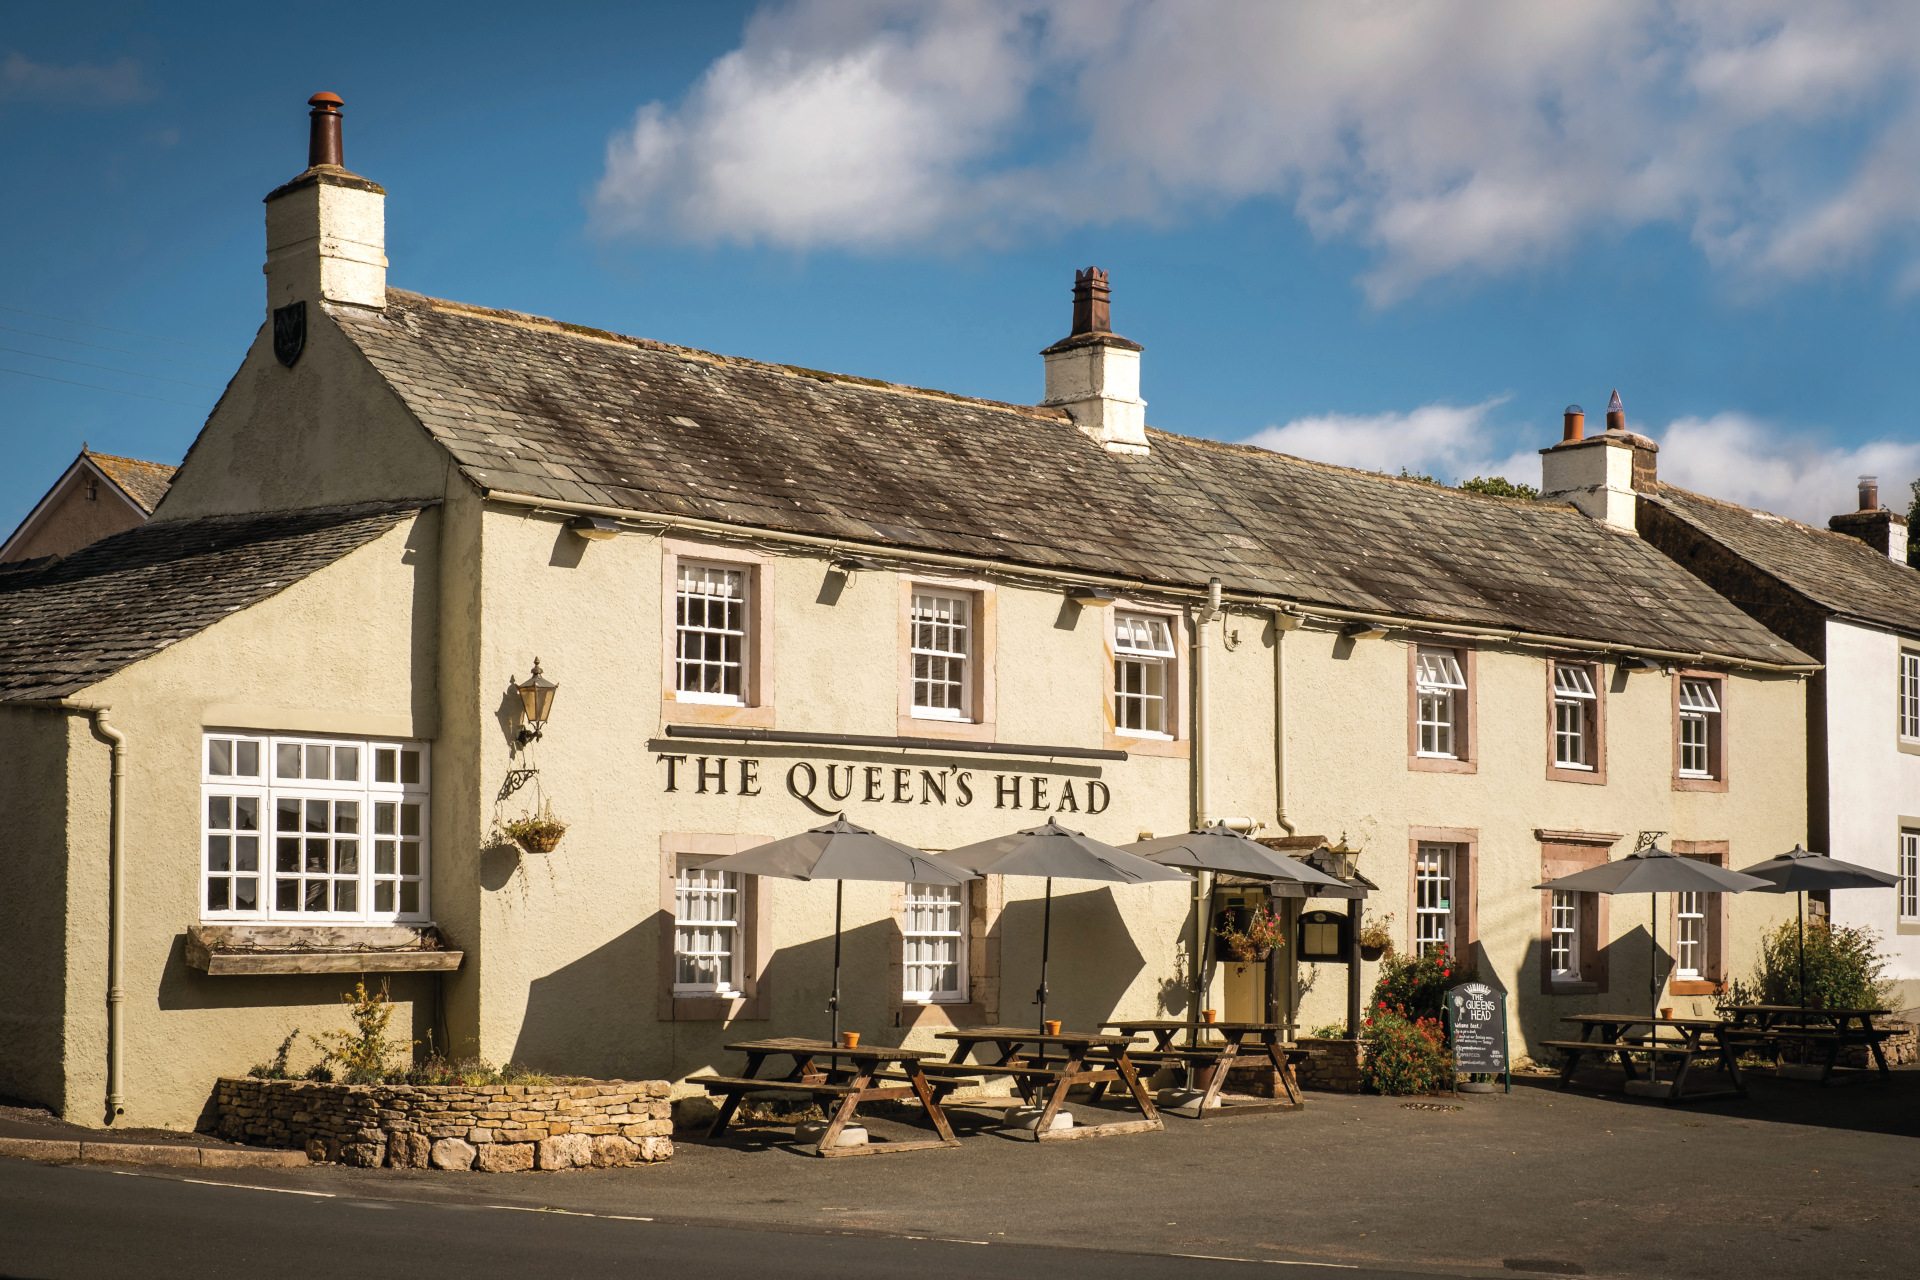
xmin=1721 ymin=1005 xmax=1894 ymax=1083
xmin=697 ymin=1038 xmax=962 ymax=1157
xmin=1103 ymin=1019 xmax=1307 ymax=1115
xmin=936 ymin=1026 xmax=1162 ymax=1142
xmin=1544 ymin=1014 xmax=1760 ymax=1103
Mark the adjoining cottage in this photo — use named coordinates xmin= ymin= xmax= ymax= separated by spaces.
xmin=1 ymin=446 xmax=176 ymax=564
xmin=1636 ymin=472 xmax=1920 ymax=1010
xmin=0 ymin=94 xmax=1817 ymax=1130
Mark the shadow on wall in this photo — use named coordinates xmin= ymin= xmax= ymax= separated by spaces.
xmin=1509 ymin=927 xmax=1670 ymax=1061
xmin=994 ymin=885 xmax=1148 ymax=1033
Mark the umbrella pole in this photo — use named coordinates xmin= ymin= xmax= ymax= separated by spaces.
xmin=830 ymin=880 xmax=843 ymax=1045
xmin=1797 ymin=892 xmax=1806 ymax=1009
xmin=1649 ymin=892 xmax=1658 ymax=1085
xmin=1036 ymin=877 xmax=1053 ymax=1031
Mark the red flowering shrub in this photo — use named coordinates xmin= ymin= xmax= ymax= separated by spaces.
xmin=1360 ymin=1013 xmax=1454 ymax=1095
xmin=1368 ymin=944 xmax=1475 ymax=1026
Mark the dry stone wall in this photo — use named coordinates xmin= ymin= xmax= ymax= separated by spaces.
xmin=214 ymin=1077 xmax=673 ymax=1172
xmin=1295 ymin=1038 xmax=1367 ymax=1093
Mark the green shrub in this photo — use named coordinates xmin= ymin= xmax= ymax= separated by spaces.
xmin=1753 ymin=918 xmax=1891 ymax=1010
xmin=1369 ymin=944 xmax=1475 ymax=1025
xmin=1361 ymin=1014 xmax=1454 ymax=1095
xmin=310 ymin=980 xmax=414 ymax=1085
xmin=248 ymin=1029 xmax=301 ymax=1080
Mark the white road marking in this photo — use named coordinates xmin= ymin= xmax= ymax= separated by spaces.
xmin=183 ymin=1179 xmax=333 ymax=1197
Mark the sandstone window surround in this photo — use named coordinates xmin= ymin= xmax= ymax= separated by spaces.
xmin=658 ymin=833 xmax=772 ymax=1021
xmin=1899 ymin=649 xmax=1920 ymax=755
xmin=897 ymin=573 xmax=996 ymax=742
xmin=1408 ymin=642 xmax=1476 ymax=774
xmin=1668 ymin=840 xmax=1730 ymax=995
xmin=1546 ymin=657 xmax=1607 ymax=785
xmin=1673 ymin=671 xmax=1728 ymax=792
xmin=1900 ymin=825 xmax=1920 ymax=929
xmin=1537 ymin=833 xmax=1617 ymax=995
xmin=900 ymin=880 xmax=969 ymax=1004
xmin=661 ymin=539 xmax=775 ymax=729
xmin=1105 ymin=602 xmax=1190 ymax=758
xmin=1407 ymin=827 xmax=1477 ymax=960
xmin=201 ymin=731 xmax=429 ymax=925
xmin=889 ymin=873 xmax=1002 ymax=1029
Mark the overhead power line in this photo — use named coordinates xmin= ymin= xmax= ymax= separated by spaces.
xmin=0 ymin=302 xmax=234 ymax=354
xmin=0 ymin=365 xmax=210 ymax=409
xmin=0 ymin=345 xmax=222 ymax=390
xmin=0 ymin=323 xmax=230 ymax=373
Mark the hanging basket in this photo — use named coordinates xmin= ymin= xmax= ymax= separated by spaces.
xmin=1360 ymin=944 xmax=1387 ymax=962
xmin=509 ymin=823 xmax=567 ymax=854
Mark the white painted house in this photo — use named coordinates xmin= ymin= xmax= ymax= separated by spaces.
xmin=1635 ymin=466 xmax=1920 ymax=1012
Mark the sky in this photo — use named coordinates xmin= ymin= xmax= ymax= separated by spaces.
xmin=6 ymin=1 xmax=1920 ymax=536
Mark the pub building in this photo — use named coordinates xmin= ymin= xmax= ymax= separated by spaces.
xmin=0 ymin=95 xmax=1815 ymax=1130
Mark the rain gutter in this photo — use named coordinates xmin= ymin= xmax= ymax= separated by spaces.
xmin=477 ymin=489 xmax=1822 ymax=675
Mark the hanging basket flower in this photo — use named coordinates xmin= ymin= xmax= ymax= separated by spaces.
xmin=1218 ymin=905 xmax=1286 ymax=965
xmin=501 ymin=800 xmax=568 ymax=854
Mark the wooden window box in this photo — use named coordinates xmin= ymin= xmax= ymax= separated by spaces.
xmin=185 ymin=924 xmax=462 ymax=975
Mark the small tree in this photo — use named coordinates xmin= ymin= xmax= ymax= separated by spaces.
xmin=311 ymin=980 xmax=415 ymax=1084
xmin=1753 ymin=918 xmax=1891 ymax=1010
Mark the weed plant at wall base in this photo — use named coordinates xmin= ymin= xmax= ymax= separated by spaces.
xmin=309 ymin=980 xmax=415 ymax=1084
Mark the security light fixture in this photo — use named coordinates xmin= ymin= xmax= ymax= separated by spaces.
xmin=1618 ymin=654 xmax=1662 ymax=673
xmin=514 ymin=659 xmax=558 ymax=746
xmin=567 ymin=515 xmax=621 ymax=541
xmin=831 ymin=555 xmax=881 ymax=574
xmin=1341 ymin=621 xmax=1388 ymax=641
xmin=1069 ymin=586 xmax=1117 ymax=606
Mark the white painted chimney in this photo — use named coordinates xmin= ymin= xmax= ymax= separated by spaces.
xmin=1540 ymin=389 xmax=1658 ymax=534
xmin=1041 ymin=268 xmax=1148 ymax=455
xmin=263 ymin=93 xmax=387 ymax=315
xmin=1828 ymin=474 xmax=1910 ymax=563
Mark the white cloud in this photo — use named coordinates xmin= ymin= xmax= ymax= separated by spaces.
xmin=594 ymin=0 xmax=1920 ymax=300
xmin=1654 ymin=412 xmax=1920 ymax=525
xmin=0 ymin=52 xmax=149 ymax=106
xmin=1245 ymin=399 xmax=1920 ymax=526
xmin=1240 ymin=396 xmax=1535 ymax=485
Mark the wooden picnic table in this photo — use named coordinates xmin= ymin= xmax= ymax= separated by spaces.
xmin=935 ymin=1026 xmax=1162 ymax=1142
xmin=1721 ymin=1004 xmax=1895 ymax=1083
xmin=1103 ymin=1019 xmax=1306 ymax=1116
xmin=696 ymin=1037 xmax=964 ymax=1157
xmin=1540 ymin=1014 xmax=1759 ymax=1103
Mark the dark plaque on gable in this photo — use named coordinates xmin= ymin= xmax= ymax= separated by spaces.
xmin=273 ymin=301 xmax=306 ymax=368
xmin=1446 ymin=981 xmax=1507 ymax=1074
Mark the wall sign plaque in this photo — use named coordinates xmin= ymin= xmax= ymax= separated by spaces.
xmin=1297 ymin=909 xmax=1348 ymax=962
xmin=273 ymin=301 xmax=306 ymax=368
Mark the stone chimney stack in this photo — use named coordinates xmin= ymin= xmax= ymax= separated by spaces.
xmin=1828 ymin=474 xmax=1909 ymax=563
xmin=1040 ymin=267 xmax=1148 ymax=455
xmin=1540 ymin=389 xmax=1660 ymax=534
xmin=263 ymin=93 xmax=387 ymax=316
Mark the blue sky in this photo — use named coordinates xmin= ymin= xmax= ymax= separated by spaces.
xmin=6 ymin=1 xmax=1920 ymax=536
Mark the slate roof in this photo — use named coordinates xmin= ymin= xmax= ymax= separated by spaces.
xmin=1646 ymin=486 xmax=1920 ymax=638
xmin=89 ymin=451 xmax=177 ymax=513
xmin=0 ymin=501 xmax=426 ymax=702
xmin=327 ymin=289 xmax=1809 ymax=667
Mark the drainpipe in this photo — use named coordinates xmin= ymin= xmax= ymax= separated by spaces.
xmin=1271 ymin=609 xmax=1298 ymax=837
xmin=93 ymin=709 xmax=128 ymax=1122
xmin=1191 ymin=577 xmax=1221 ymax=1024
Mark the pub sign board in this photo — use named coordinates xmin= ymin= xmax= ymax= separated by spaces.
xmin=1445 ymin=980 xmax=1508 ymax=1080
xmin=1297 ymin=909 xmax=1349 ymax=962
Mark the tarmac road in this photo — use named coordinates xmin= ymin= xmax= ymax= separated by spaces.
xmin=0 ymin=1158 xmax=1453 ymax=1280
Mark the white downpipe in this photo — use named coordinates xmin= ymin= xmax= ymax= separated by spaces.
xmin=1272 ymin=609 xmax=1297 ymax=836
xmin=1192 ymin=577 xmax=1222 ymax=1022
xmin=93 ymin=708 xmax=128 ymax=1122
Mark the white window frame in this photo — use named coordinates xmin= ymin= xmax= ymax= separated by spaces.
xmin=675 ymin=560 xmax=749 ymax=705
xmin=1678 ymin=679 xmax=1720 ymax=778
xmin=1113 ymin=612 xmax=1176 ymax=739
xmin=1549 ymin=890 xmax=1580 ymax=980
xmin=1414 ymin=843 xmax=1454 ymax=955
xmin=201 ymin=732 xmax=429 ymax=925
xmin=1899 ymin=829 xmax=1919 ymax=922
xmin=1416 ymin=649 xmax=1467 ymax=759
xmin=1553 ymin=664 xmax=1597 ymax=770
xmin=901 ymin=880 xmax=970 ymax=1004
xmin=1675 ymin=890 xmax=1707 ymax=979
xmin=1901 ymin=651 xmax=1920 ymax=741
xmin=673 ymin=864 xmax=742 ymax=997
xmin=909 ymin=591 xmax=971 ymax=721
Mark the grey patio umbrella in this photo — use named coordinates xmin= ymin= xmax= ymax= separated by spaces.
xmin=695 ymin=818 xmax=977 ymax=1043
xmin=1536 ymin=845 xmax=1768 ymax=1076
xmin=942 ymin=818 xmax=1190 ymax=1030
xmin=1126 ymin=824 xmax=1348 ymax=1031
xmin=1736 ymin=846 xmax=1898 ymax=1008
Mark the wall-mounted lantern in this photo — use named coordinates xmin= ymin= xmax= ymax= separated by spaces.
xmin=514 ymin=659 xmax=559 ymax=746
xmin=831 ymin=555 xmax=881 ymax=574
xmin=1068 ymin=586 xmax=1117 ymax=606
xmin=1340 ymin=620 xmax=1387 ymax=641
xmin=567 ymin=515 xmax=620 ymax=541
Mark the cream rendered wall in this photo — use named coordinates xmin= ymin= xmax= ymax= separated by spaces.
xmin=51 ymin=514 xmax=441 ymax=1129
xmin=3 ymin=467 xmax=149 ymax=563
xmin=0 ymin=710 xmax=78 ymax=1111
xmin=466 ymin=508 xmax=1199 ymax=1084
xmin=1277 ymin=630 xmax=1806 ymax=1055
xmin=154 ymin=303 xmax=449 ymax=521
xmin=1823 ymin=619 xmax=1920 ymax=1011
